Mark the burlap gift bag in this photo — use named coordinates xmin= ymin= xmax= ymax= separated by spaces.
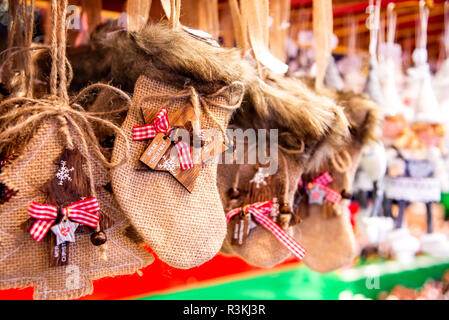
xmin=218 ymin=146 xmax=305 ymax=268
xmin=292 ymin=92 xmax=381 ymax=273
xmin=0 ymin=0 xmax=154 ymax=299
xmin=0 ymin=117 xmax=154 ymax=300
xmin=111 ymin=75 xmax=244 ymax=269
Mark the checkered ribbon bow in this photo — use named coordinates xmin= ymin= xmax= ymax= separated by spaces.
xmin=132 ymin=108 xmax=194 ymax=171
xmin=225 ymin=201 xmax=306 ymax=260
xmin=28 ymin=197 xmax=101 ymax=242
xmin=304 ymin=172 xmax=342 ymax=204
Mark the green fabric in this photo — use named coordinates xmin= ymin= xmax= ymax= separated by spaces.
xmin=441 ymin=193 xmax=449 ymax=219
xmin=139 ymin=256 xmax=449 ymax=300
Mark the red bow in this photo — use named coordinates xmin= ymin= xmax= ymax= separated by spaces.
xmin=132 ymin=108 xmax=194 ymax=171
xmin=303 ymin=172 xmax=342 ymax=204
xmin=226 ymin=201 xmax=306 ymax=260
xmin=28 ymin=197 xmax=100 ymax=242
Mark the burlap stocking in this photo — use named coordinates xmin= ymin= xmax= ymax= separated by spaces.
xmin=111 ymin=75 xmax=244 ymax=269
xmin=293 ymin=200 xmax=357 ymax=273
xmin=292 ymin=93 xmax=381 ymax=273
xmin=293 ymin=145 xmax=362 ymax=273
xmin=218 ymin=144 xmax=304 ymax=268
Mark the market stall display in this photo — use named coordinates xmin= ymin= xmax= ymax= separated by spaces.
xmin=1 ymin=0 xmax=449 ymax=301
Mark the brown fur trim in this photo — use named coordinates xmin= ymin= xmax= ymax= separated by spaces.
xmin=232 ymin=73 xmax=350 ymax=153
xmin=299 ymin=77 xmax=381 ymax=147
xmin=33 ymin=22 xmax=250 ymax=95
xmin=335 ymin=91 xmax=381 ymax=146
xmin=68 ymin=22 xmax=249 ymax=94
xmin=36 ymin=22 xmax=353 ymax=155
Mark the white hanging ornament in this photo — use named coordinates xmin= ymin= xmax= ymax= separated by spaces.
xmin=403 ymin=1 xmax=434 ymax=114
xmin=433 ymin=59 xmax=449 ymax=123
xmin=434 ymin=2 xmax=449 ymax=113
xmin=363 ymin=57 xmax=384 ymax=106
xmin=380 ymin=59 xmax=414 ymax=121
xmin=413 ymin=66 xmax=445 ymax=124
xmin=360 ymin=142 xmax=387 ymax=182
xmin=324 ymin=55 xmax=344 ymax=91
xmin=338 ymin=54 xmax=365 ymax=93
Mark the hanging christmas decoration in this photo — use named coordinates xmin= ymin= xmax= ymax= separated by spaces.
xmin=0 ymin=0 xmax=153 ymax=299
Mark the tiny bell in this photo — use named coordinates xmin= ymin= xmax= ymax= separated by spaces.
xmin=90 ymin=231 xmax=107 ymax=246
xmin=341 ymin=189 xmax=352 ymax=200
xmin=279 ymin=203 xmax=292 ymax=214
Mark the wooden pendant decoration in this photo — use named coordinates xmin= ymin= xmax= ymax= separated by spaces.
xmin=23 ymin=149 xmax=109 ymax=266
xmin=139 ymin=106 xmax=192 ymax=169
xmin=138 ymin=105 xmax=227 ymax=192
xmin=48 ymin=150 xmax=87 ymax=266
xmin=228 ymin=165 xmax=289 ymax=239
xmin=245 ymin=167 xmax=275 ymax=204
xmin=139 ymin=106 xmax=200 ymax=192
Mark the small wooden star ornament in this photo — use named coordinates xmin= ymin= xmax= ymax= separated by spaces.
xmin=51 ymin=220 xmax=79 ymax=246
xmin=307 ymin=184 xmax=327 ymax=205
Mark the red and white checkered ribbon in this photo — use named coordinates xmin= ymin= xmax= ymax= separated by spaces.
xmin=132 ymin=107 xmax=194 ymax=171
xmin=28 ymin=197 xmax=101 ymax=242
xmin=305 ymin=172 xmax=342 ymax=204
xmin=132 ymin=108 xmax=170 ymax=141
xmin=226 ymin=201 xmax=306 ymax=260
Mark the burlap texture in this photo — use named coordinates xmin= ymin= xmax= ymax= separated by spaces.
xmin=111 ymin=75 xmax=244 ymax=269
xmin=0 ymin=118 xmax=154 ymax=300
xmin=217 ymin=146 xmax=305 ymax=268
xmin=291 ymin=144 xmax=362 ymax=273
xmin=292 ymin=201 xmax=356 ymax=273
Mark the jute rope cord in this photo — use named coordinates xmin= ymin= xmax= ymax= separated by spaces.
xmin=2 ymin=0 xmax=35 ymax=96
xmin=0 ymin=0 xmax=132 ymax=199
xmin=278 ymin=132 xmax=305 ymax=155
xmin=22 ymin=0 xmax=34 ymax=96
xmin=279 ymin=152 xmax=290 ymax=204
xmin=228 ymin=0 xmax=248 ymax=54
xmin=229 ymin=0 xmax=286 ymax=79
xmin=0 ymin=45 xmax=74 ymax=91
xmin=329 ymin=149 xmax=352 ymax=173
xmin=133 ymin=82 xmax=244 ymax=146
xmin=4 ymin=0 xmax=21 ymax=85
